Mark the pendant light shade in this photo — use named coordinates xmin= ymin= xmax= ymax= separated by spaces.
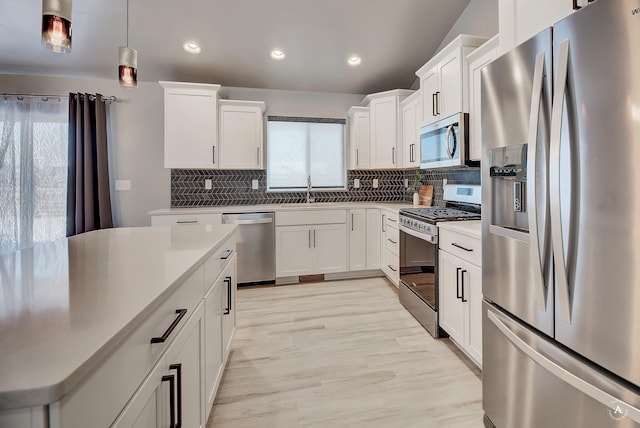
xmin=118 ymin=0 xmax=137 ymax=88
xmin=118 ymin=47 xmax=138 ymax=88
xmin=42 ymin=0 xmax=72 ymax=53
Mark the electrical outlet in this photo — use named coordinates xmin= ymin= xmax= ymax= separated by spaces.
xmin=252 ymin=179 xmax=259 ymax=190
xmin=353 ymin=179 xmax=360 ymax=188
xmin=443 ymin=178 xmax=448 ymax=187
xmin=404 ymin=178 xmax=409 ymax=188
xmin=373 ymin=178 xmax=379 ymax=188
xmin=115 ymin=180 xmax=131 ymax=191
xmin=205 ymin=179 xmax=212 ymax=190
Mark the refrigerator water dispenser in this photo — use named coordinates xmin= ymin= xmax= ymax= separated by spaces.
xmin=489 ymin=144 xmax=529 ymax=234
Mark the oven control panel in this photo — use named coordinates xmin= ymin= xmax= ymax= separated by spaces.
xmin=399 ymin=215 xmax=437 ymax=236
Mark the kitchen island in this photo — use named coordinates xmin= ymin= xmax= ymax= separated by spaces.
xmin=0 ymin=225 xmax=237 ymax=428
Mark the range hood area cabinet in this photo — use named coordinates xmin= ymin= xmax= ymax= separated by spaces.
xmin=416 ymin=34 xmax=487 ymax=128
xmin=357 ymin=89 xmax=414 ymax=169
xmin=400 ymin=91 xmax=422 ymax=168
xmin=160 ymin=81 xmax=266 ymax=170
xmin=347 ymin=106 xmax=370 ymax=169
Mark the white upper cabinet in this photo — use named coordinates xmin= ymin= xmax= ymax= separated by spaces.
xmin=362 ymin=89 xmax=414 ymax=169
xmin=401 ymin=92 xmax=421 ymax=169
xmin=218 ymin=100 xmax=266 ymax=170
xmin=160 ymin=81 xmax=225 ymax=169
xmin=416 ymin=35 xmax=487 ymax=127
xmin=467 ymin=35 xmax=499 ymax=162
xmin=347 ymin=107 xmax=370 ymax=170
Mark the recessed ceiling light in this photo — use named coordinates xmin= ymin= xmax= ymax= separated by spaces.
xmin=347 ymin=54 xmax=362 ymax=67
xmin=270 ymin=48 xmax=286 ymax=60
xmin=183 ymin=42 xmax=201 ymax=54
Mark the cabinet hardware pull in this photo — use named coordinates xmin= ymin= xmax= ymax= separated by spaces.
xmin=313 ymin=229 xmax=316 ymax=248
xmin=456 ymin=267 xmax=462 ymax=299
xmin=392 ymin=147 xmax=395 ymax=164
xmin=176 ymin=220 xmax=197 ymax=224
xmin=388 ymin=238 xmax=397 ymax=244
xmin=169 ymin=364 xmax=183 ymax=427
xmin=382 ymin=214 xmax=386 ymax=232
xmin=388 ymin=265 xmax=397 ymax=272
xmin=212 ymin=145 xmax=216 ymax=164
xmin=388 ymin=218 xmax=397 ymax=223
xmin=461 ymin=270 xmax=468 ymax=302
xmin=257 ymin=147 xmax=260 ymax=166
xmin=451 ymin=242 xmax=473 ymax=252
xmin=435 ymin=91 xmax=441 ymax=115
xmin=351 ymin=213 xmax=354 ymax=231
xmin=151 ymin=309 xmax=187 ymax=344
xmin=309 ymin=229 xmax=311 ymax=248
xmin=432 ymin=93 xmax=437 ymax=116
xmin=356 ymin=149 xmax=359 ymax=166
xmin=161 ymin=374 xmax=176 ymax=428
xmin=410 ymin=144 xmax=414 ymax=163
xmin=224 ymin=277 xmax=232 ymax=315
xmin=220 ymin=249 xmax=233 ymax=260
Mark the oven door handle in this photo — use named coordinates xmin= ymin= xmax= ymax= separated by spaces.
xmin=399 ymin=224 xmax=437 ymax=244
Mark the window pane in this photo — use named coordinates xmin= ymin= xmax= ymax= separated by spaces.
xmin=309 ymin=123 xmax=345 ymax=188
xmin=267 ymin=121 xmax=308 ymax=189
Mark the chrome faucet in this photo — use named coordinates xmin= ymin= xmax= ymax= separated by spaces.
xmin=306 ymin=175 xmax=315 ymax=204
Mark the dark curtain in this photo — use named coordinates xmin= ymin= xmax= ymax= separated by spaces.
xmin=66 ymin=93 xmax=113 ymax=236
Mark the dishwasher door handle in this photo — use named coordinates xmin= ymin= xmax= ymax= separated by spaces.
xmin=226 ymin=218 xmax=273 ymax=225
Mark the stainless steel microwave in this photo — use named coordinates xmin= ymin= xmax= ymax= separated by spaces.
xmin=419 ymin=113 xmax=468 ymax=169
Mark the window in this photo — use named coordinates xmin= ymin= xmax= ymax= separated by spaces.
xmin=267 ymin=117 xmax=346 ymax=192
xmin=0 ymin=96 xmax=68 ymax=255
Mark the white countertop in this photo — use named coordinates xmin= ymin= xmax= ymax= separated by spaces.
xmin=149 ymin=202 xmax=414 ymax=216
xmin=437 ymin=220 xmax=482 ymax=239
xmin=0 ymin=225 xmax=236 ymax=410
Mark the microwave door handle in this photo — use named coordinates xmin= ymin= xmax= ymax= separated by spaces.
xmin=445 ymin=125 xmax=456 ymax=159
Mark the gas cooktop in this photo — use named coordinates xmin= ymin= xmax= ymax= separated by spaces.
xmin=400 ymin=207 xmax=481 ymax=223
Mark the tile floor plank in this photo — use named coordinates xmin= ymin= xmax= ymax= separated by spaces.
xmin=207 ymin=278 xmax=484 ymax=427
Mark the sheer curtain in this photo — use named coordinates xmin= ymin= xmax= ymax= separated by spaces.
xmin=0 ymin=96 xmax=68 ymax=255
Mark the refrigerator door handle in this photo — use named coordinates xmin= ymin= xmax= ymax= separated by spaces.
xmin=488 ymin=309 xmax=640 ymax=424
xmin=526 ymin=51 xmax=549 ymax=312
xmin=550 ymin=39 xmax=572 ymax=324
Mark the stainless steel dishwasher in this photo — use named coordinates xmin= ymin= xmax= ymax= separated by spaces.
xmin=222 ymin=212 xmax=275 ymax=285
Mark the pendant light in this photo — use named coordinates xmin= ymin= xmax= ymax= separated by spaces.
xmin=42 ymin=0 xmax=72 ymax=53
xmin=118 ymin=0 xmax=137 ymax=88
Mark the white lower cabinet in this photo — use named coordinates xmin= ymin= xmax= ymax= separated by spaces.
xmin=380 ymin=210 xmax=400 ymax=287
xmin=438 ymin=231 xmax=482 ymax=367
xmin=275 ymin=225 xmax=314 ymax=276
xmin=221 ymin=261 xmax=237 ymax=358
xmin=204 ymin=272 xmax=223 ymax=418
xmin=365 ymin=209 xmax=381 ymax=270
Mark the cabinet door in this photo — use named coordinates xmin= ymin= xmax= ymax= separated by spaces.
xmin=438 ymin=49 xmax=463 ymax=120
xmin=438 ymin=251 xmax=465 ymax=345
xmin=164 ymin=90 xmax=217 ymax=169
xmin=275 ymin=226 xmax=314 ymax=277
xmin=313 ymin=224 xmax=348 ymax=274
xmin=468 ymin=46 xmax=497 ymax=161
xmin=349 ymin=110 xmax=370 ymax=169
xmin=204 ymin=276 xmax=223 ymax=417
xmin=221 ymin=259 xmax=237 ymax=359
xmin=166 ymin=302 xmax=206 ymax=428
xmin=349 ymin=209 xmax=366 ymax=271
xmin=365 ymin=209 xmax=381 ymax=270
xmin=111 ymin=356 xmax=169 ymax=428
xmin=219 ymin=104 xmax=263 ymax=169
xmin=369 ymin=97 xmax=398 ymax=168
xmin=420 ymin=66 xmax=439 ymax=126
xmin=401 ymin=99 xmax=416 ymax=169
xmin=464 ymin=262 xmax=483 ymax=366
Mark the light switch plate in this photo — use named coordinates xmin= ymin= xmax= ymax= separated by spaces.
xmin=115 ymin=180 xmax=131 ymax=191
xmin=404 ymin=178 xmax=409 ymax=188
xmin=205 ymin=179 xmax=212 ymax=190
xmin=373 ymin=178 xmax=379 ymax=188
xmin=252 ymin=179 xmax=259 ymax=190
xmin=353 ymin=179 xmax=360 ymax=188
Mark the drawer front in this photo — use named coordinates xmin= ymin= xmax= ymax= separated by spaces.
xmin=385 ymin=225 xmax=399 ymax=256
xmin=384 ymin=248 xmax=399 ymax=285
xmin=204 ymin=234 xmax=237 ymax=292
xmin=439 ymin=229 xmax=481 ymax=266
xmin=53 ymin=266 xmax=204 ymax=428
xmin=384 ymin=212 xmax=399 ymax=228
xmin=151 ymin=213 xmax=222 ymax=226
xmin=276 ymin=209 xmax=347 ymax=226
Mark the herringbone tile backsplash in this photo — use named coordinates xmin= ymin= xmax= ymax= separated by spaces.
xmin=171 ymin=167 xmax=480 ymax=207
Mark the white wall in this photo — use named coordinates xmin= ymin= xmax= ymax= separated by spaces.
xmin=0 ymin=73 xmax=364 ymax=226
xmin=436 ymin=0 xmax=499 ymax=53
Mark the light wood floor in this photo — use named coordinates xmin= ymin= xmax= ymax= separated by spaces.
xmin=207 ymin=277 xmax=484 ymax=428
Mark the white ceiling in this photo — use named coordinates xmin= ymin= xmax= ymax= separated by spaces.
xmin=0 ymin=0 xmax=471 ymax=94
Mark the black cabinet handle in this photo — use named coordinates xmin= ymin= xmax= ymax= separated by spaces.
xmin=451 ymin=242 xmax=473 ymax=252
xmin=212 ymin=145 xmax=216 ymax=163
xmin=151 ymin=309 xmax=187 ymax=344
xmin=220 ymin=249 xmax=233 ymax=260
xmin=435 ymin=91 xmax=440 ymax=115
xmin=388 ymin=238 xmax=397 ymax=244
xmin=162 ymin=374 xmax=176 ymax=428
xmin=432 ymin=93 xmax=437 ymax=116
xmin=176 ymin=220 xmax=197 ymax=224
xmin=461 ymin=270 xmax=468 ymax=302
xmin=169 ymin=364 xmax=182 ymax=427
xmin=224 ymin=276 xmax=232 ymax=315
xmin=456 ymin=267 xmax=462 ymax=299
xmin=388 ymin=265 xmax=397 ymax=272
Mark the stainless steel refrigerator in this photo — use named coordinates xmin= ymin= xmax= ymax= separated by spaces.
xmin=481 ymin=0 xmax=640 ymax=426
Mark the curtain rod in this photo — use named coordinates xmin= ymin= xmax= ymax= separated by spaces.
xmin=1 ymin=93 xmax=117 ymax=102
